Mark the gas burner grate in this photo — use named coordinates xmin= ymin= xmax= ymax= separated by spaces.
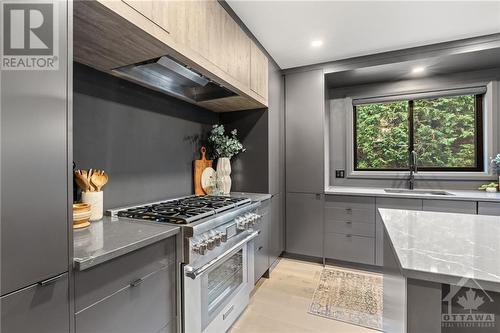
xmin=112 ymin=195 xmax=251 ymax=224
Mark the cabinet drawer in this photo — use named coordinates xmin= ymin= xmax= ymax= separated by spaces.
xmin=422 ymin=200 xmax=476 ymax=214
xmin=478 ymin=202 xmax=500 ymax=216
xmin=255 ymin=242 xmax=269 ymax=281
xmin=75 ymin=266 xmax=175 ymax=333
xmin=325 ymin=195 xmax=376 ymax=210
xmin=325 ymin=221 xmax=375 ymax=237
xmin=324 ymin=233 xmax=375 ymax=265
xmin=75 ymin=237 xmax=175 ymax=312
xmin=1 ymin=273 xmax=69 ymax=333
xmin=325 ymin=207 xmax=375 ymax=224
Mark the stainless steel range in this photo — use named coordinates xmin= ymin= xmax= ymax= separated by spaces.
xmin=108 ymin=195 xmax=261 ymax=333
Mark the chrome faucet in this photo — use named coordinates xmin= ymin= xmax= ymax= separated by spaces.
xmin=408 ymin=150 xmax=418 ymax=190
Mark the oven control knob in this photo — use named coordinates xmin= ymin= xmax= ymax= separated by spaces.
xmin=193 ymin=242 xmax=208 ymax=255
xmin=206 ymin=238 xmax=215 ymax=250
xmin=213 ymin=234 xmax=222 ymax=246
xmin=220 ymin=232 xmax=228 ymax=242
xmin=237 ymin=219 xmax=246 ymax=230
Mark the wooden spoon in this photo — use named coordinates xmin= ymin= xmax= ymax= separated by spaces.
xmin=74 ymin=170 xmax=90 ymax=192
xmin=87 ymin=169 xmax=96 ymax=191
xmin=91 ymin=170 xmax=108 ymax=191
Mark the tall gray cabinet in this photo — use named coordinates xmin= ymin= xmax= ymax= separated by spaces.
xmin=285 ymin=69 xmax=325 ymax=258
xmin=0 ymin=1 xmax=71 ymax=331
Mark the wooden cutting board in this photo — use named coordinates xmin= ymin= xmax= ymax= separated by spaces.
xmin=194 ymin=147 xmax=213 ymax=195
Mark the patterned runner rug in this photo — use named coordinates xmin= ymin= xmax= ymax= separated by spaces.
xmin=308 ymin=267 xmax=383 ymax=331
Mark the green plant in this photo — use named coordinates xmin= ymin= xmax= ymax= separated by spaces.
xmin=208 ymin=124 xmax=245 ymax=159
xmin=355 ymin=95 xmax=478 ymax=169
xmin=478 ymin=182 xmax=498 ymax=190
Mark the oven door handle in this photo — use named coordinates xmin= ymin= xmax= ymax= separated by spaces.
xmin=185 ymin=231 xmax=259 ymax=280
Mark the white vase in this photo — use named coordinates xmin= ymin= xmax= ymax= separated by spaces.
xmin=216 ymin=157 xmax=232 ymax=195
xmin=81 ymin=191 xmax=104 ymax=221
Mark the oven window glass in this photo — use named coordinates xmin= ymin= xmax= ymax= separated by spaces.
xmin=207 ymin=249 xmax=244 ymax=315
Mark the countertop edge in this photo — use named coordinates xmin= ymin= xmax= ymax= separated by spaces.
xmin=379 ymin=208 xmax=500 ymax=292
xmin=74 ymin=226 xmax=180 ymax=271
xmin=230 ymin=192 xmax=272 ymax=202
xmin=400 ymin=267 xmax=500 ymax=293
xmin=325 ymin=186 xmax=500 ymax=202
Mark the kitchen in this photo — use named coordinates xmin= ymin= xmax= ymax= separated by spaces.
xmin=2 ymin=1 xmax=500 ymax=333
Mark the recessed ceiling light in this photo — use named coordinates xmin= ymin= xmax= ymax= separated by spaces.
xmin=412 ymin=66 xmax=425 ymax=74
xmin=311 ymin=40 xmax=323 ymax=47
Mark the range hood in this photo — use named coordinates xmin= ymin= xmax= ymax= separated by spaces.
xmin=112 ymin=56 xmax=237 ymax=102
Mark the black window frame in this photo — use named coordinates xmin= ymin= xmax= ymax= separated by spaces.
xmin=353 ymin=94 xmax=484 ymax=172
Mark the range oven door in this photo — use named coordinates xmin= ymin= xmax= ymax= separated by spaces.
xmin=184 ymin=232 xmax=257 ymax=333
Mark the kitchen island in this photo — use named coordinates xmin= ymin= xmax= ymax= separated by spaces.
xmin=380 ymin=209 xmax=500 ymax=333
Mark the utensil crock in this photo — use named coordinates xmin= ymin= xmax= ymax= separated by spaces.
xmin=81 ymin=191 xmax=104 ymax=221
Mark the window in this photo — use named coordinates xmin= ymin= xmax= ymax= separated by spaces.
xmin=353 ymin=94 xmax=483 ymax=171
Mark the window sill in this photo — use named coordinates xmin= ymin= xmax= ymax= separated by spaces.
xmin=348 ymin=170 xmax=495 ymax=181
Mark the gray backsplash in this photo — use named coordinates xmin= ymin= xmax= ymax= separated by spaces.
xmin=220 ymin=108 xmax=269 ymax=194
xmin=73 ymin=63 xmax=218 ymax=209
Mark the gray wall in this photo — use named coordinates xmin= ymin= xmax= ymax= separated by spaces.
xmin=219 ymin=108 xmax=269 ymax=193
xmin=73 ymin=63 xmax=218 ymax=209
xmin=328 ymin=68 xmax=500 ymax=189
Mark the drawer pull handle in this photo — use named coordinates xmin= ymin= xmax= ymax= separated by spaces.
xmin=258 ymin=246 xmax=264 ymax=251
xmin=38 ymin=274 xmax=64 ymax=287
xmin=346 ymin=234 xmax=352 ymax=238
xmin=130 ymin=278 xmax=144 ymax=287
xmin=345 ymin=221 xmax=352 ymax=224
xmin=223 ymin=305 xmax=234 ymax=320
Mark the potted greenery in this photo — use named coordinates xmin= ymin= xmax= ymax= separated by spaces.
xmin=208 ymin=125 xmax=245 ymax=194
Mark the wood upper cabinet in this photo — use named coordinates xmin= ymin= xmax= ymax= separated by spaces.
xmin=250 ymin=40 xmax=269 ymax=100
xmin=122 ymin=0 xmax=172 ymax=34
xmin=76 ymin=0 xmax=266 ymax=111
xmin=166 ymin=0 xmax=251 ymax=87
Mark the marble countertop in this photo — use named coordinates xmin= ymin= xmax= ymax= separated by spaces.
xmin=326 ymin=186 xmax=500 ymax=202
xmin=230 ymin=192 xmax=272 ymax=202
xmin=379 ymin=208 xmax=500 ymax=292
xmin=73 ymin=216 xmax=179 ymax=271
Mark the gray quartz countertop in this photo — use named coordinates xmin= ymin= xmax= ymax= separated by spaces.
xmin=73 ymin=216 xmax=179 ymax=271
xmin=326 ymin=186 xmax=500 ymax=202
xmin=230 ymin=192 xmax=272 ymax=202
xmin=379 ymin=208 xmax=500 ymax=292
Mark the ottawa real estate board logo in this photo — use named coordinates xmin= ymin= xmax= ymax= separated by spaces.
xmin=1 ymin=1 xmax=58 ymax=70
xmin=442 ymin=277 xmax=498 ymax=332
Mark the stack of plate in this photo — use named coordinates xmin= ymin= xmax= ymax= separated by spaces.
xmin=73 ymin=203 xmax=91 ymax=229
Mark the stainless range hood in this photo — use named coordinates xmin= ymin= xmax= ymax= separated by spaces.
xmin=112 ymin=56 xmax=236 ymax=103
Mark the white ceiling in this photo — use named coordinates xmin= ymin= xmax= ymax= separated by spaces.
xmin=227 ymin=1 xmax=500 ymax=69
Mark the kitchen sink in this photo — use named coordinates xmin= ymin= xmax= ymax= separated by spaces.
xmin=384 ymin=188 xmax=454 ymax=196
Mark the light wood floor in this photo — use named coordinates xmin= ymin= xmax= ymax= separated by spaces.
xmin=229 ymin=258 xmax=379 ymax=333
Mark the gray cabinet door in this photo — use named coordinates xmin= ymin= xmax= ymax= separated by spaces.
xmin=324 ymin=233 xmax=375 ymax=265
xmin=375 ymin=198 xmax=422 ymax=266
xmin=286 ymin=193 xmax=324 ymax=258
xmin=75 ymin=238 xmax=175 ymax=312
xmin=1 ymin=273 xmax=69 ymax=333
xmin=254 ymin=201 xmax=270 ymax=281
xmin=1 ymin=0 xmax=69 ymax=295
xmin=76 ymin=266 xmax=176 ymax=333
xmin=478 ymin=202 xmax=500 ymax=216
xmin=268 ymin=194 xmax=283 ymax=265
xmin=422 ymin=200 xmax=476 ymax=214
xmin=285 ymin=69 xmax=324 ymax=193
